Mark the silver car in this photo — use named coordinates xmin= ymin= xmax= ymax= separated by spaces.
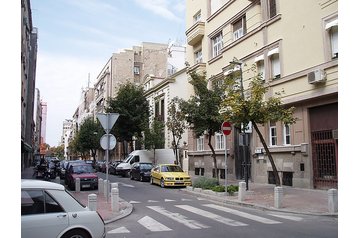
xmin=21 ymin=179 xmax=106 ymax=238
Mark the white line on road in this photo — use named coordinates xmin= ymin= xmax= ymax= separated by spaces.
xmin=129 ymin=201 xmax=141 ymax=204
xmin=203 ymin=204 xmax=281 ymax=224
xmin=138 ymin=216 xmax=172 ymax=232
xmin=107 ymin=226 xmax=130 ymax=234
xmin=147 ymin=206 xmax=209 ymax=229
xmin=164 ymin=199 xmax=176 ymax=202
xmin=118 ymin=182 xmax=135 ymax=188
xmin=176 ymin=205 xmax=248 ymax=226
xmin=268 ymin=213 xmax=303 ymax=221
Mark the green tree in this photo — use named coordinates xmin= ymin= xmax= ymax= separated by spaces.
xmin=142 ymin=118 xmax=165 ymax=165
xmin=107 ymin=82 xmax=150 ymax=153
xmin=76 ymin=117 xmax=103 ymax=162
xmin=179 ymin=71 xmax=225 ymax=183
xmin=166 ymin=97 xmax=187 ymax=165
xmin=220 ymin=62 xmax=296 ymax=186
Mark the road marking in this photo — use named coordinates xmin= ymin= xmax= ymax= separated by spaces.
xmin=203 ymin=204 xmax=281 ymax=224
xmin=176 ymin=205 xmax=248 ymax=226
xmin=118 ymin=182 xmax=135 ymax=188
xmin=147 ymin=206 xmax=209 ymax=229
xmin=181 ymin=198 xmax=192 ymax=201
xmin=197 ymin=197 xmax=207 ymax=200
xmin=268 ymin=213 xmax=303 ymax=221
xmin=138 ymin=216 xmax=172 ymax=232
xmin=107 ymin=226 xmax=130 ymax=234
xmin=129 ymin=200 xmax=141 ymax=204
xmin=148 ymin=200 xmax=159 ymax=203
xmin=164 ymin=199 xmax=176 ymax=202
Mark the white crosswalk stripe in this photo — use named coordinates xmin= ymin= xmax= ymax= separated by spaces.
xmin=203 ymin=204 xmax=281 ymax=224
xmin=147 ymin=206 xmax=210 ymax=229
xmin=268 ymin=213 xmax=303 ymax=221
xmin=175 ymin=205 xmax=248 ymax=226
xmin=108 ymin=226 xmax=130 ymax=234
xmin=138 ymin=215 xmax=172 ymax=232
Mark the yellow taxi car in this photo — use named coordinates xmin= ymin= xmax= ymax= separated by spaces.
xmin=150 ymin=164 xmax=192 ymax=188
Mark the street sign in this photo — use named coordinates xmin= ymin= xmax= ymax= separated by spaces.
xmin=100 ymin=134 xmax=117 ymax=150
xmin=221 ymin=121 xmax=232 ymax=135
xmin=97 ymin=113 xmax=119 ymax=132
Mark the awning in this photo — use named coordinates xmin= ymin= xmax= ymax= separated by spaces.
xmin=325 ymin=19 xmax=338 ymax=30
xmin=268 ymin=48 xmax=279 ymax=57
xmin=254 ymin=54 xmax=264 ymax=62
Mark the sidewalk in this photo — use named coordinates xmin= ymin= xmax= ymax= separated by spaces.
xmin=21 ymin=166 xmax=337 ymax=225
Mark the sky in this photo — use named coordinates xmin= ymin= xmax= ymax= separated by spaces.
xmin=30 ymin=0 xmax=186 ymax=147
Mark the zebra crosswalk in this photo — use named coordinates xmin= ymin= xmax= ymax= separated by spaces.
xmin=106 ymin=203 xmax=303 ymax=235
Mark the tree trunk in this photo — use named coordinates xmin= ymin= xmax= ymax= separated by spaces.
xmin=208 ymin=132 xmax=219 ymax=184
xmin=252 ymin=121 xmax=281 ymax=186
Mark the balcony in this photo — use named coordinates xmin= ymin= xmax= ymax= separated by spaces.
xmin=188 ymin=63 xmax=206 ymax=76
xmin=186 ymin=21 xmax=205 ymax=46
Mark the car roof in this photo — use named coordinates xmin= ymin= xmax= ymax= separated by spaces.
xmin=21 ymin=179 xmax=65 ymax=191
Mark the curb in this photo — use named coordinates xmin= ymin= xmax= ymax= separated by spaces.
xmin=181 ymin=188 xmax=338 ymax=218
xmin=104 ymin=201 xmax=133 ymax=224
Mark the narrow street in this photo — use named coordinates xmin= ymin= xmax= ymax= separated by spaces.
xmin=98 ymin=173 xmax=338 ymax=238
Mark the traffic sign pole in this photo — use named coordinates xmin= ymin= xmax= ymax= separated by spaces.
xmin=221 ymin=122 xmax=232 ymax=195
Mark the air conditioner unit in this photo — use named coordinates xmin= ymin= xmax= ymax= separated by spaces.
xmin=307 ymin=69 xmax=326 ymax=84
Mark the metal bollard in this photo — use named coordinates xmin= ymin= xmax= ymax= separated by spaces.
xmin=274 ymin=186 xmax=283 ymax=208
xmin=75 ymin=178 xmax=81 ymax=192
xmin=328 ymin=189 xmax=338 ymax=213
xmin=98 ymin=178 xmax=104 ymax=194
xmin=238 ymin=182 xmax=246 ymax=202
xmin=88 ymin=194 xmax=97 ymax=211
xmin=111 ymin=188 xmax=119 ymax=212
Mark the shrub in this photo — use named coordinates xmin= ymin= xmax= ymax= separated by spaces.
xmin=193 ymin=177 xmax=219 ymax=189
xmin=211 ymin=185 xmax=225 ymax=193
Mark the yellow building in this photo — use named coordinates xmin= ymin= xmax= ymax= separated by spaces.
xmin=185 ymin=0 xmax=338 ymax=189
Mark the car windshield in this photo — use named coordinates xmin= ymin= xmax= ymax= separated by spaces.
xmin=161 ymin=165 xmax=183 ymax=172
xmin=123 ymin=155 xmax=133 ymax=163
xmin=73 ymin=165 xmax=94 ymax=174
xmin=141 ymin=164 xmax=152 ymax=170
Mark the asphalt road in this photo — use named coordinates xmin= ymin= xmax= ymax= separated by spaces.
xmin=98 ymin=172 xmax=338 ymax=238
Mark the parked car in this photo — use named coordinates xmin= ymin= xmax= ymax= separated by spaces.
xmin=67 ymin=164 xmax=98 ymax=190
xmin=108 ymin=161 xmax=122 ymax=175
xmin=130 ymin=162 xmax=153 ymax=182
xmin=150 ymin=164 xmax=192 ymax=188
xmin=21 ymin=179 xmax=106 ymax=238
xmin=64 ymin=160 xmax=86 ymax=185
xmin=94 ymin=160 xmax=106 ymax=173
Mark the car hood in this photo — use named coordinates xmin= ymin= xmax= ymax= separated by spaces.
xmin=71 ymin=173 xmax=98 ymax=179
xmin=162 ymin=172 xmax=190 ymax=178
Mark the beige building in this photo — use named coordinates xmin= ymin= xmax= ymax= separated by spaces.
xmin=185 ymin=0 xmax=338 ymax=189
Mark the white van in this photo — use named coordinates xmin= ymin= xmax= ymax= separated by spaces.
xmin=116 ymin=149 xmax=176 ymax=177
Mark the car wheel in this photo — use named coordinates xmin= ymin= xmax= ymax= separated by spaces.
xmin=140 ymin=175 xmax=144 ymax=182
xmin=61 ymin=228 xmax=90 ymax=238
xmin=160 ymin=178 xmax=165 ymax=188
xmin=150 ymin=177 xmax=154 ymax=184
xmin=130 ymin=173 xmax=134 ymax=180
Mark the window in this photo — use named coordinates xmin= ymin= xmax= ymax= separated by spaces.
xmin=269 ymin=121 xmax=277 ymax=146
xmin=21 ymin=190 xmax=64 ymax=216
xmin=134 ymin=66 xmax=140 ymax=75
xmin=195 ymin=168 xmax=205 ymax=176
xmin=233 ymin=16 xmax=246 ymax=40
xmin=268 ymin=48 xmax=280 ymax=79
xmin=212 ymin=32 xmax=223 ymax=58
xmin=193 ymin=11 xmax=201 ymax=23
xmin=268 ymin=0 xmax=277 ymax=18
xmin=215 ymin=133 xmax=224 ymax=150
xmin=194 ymin=49 xmax=203 ymax=63
xmin=197 ymin=136 xmax=204 ymax=151
xmin=283 ymin=124 xmax=291 ymax=145
xmin=325 ymin=18 xmax=338 ymax=59
xmin=255 ymin=55 xmax=265 ymax=81
xmin=155 ymin=98 xmax=165 ymax=121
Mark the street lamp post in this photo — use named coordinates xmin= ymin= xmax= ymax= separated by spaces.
xmin=229 ymin=58 xmax=249 ymax=191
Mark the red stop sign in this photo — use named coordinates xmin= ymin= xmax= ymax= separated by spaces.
xmin=221 ymin=121 xmax=232 ymax=135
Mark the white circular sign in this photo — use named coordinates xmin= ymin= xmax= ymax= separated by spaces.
xmin=100 ymin=134 xmax=117 ymax=150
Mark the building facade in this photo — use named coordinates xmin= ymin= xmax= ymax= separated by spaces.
xmin=185 ymin=0 xmax=338 ymax=189
xmin=21 ymin=0 xmax=38 ymax=170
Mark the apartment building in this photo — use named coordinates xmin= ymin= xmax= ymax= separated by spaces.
xmin=185 ymin=0 xmax=338 ymax=189
xmin=21 ymin=0 xmax=38 ymax=170
xmin=61 ymin=119 xmax=73 ymax=159
xmin=33 ymin=88 xmax=42 ymax=161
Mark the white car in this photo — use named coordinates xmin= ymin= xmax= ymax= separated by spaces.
xmin=21 ymin=179 xmax=106 ymax=238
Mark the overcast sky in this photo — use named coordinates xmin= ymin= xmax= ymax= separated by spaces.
xmin=30 ymin=0 xmax=186 ymax=146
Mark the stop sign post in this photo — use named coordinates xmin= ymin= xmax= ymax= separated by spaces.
xmin=221 ymin=122 xmax=231 ymax=194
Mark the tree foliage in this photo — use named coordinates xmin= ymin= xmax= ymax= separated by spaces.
xmin=179 ymin=71 xmax=225 ymax=183
xmin=106 ymin=82 xmax=150 ymax=152
xmin=142 ymin=118 xmax=165 ymax=164
xmin=166 ymin=97 xmax=187 ymax=165
xmin=220 ymin=63 xmax=296 ymax=186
